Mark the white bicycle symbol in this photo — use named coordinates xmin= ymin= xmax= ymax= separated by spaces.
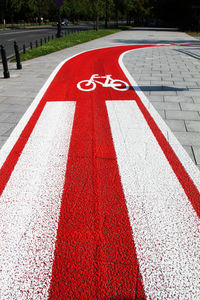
xmin=77 ymin=74 xmax=129 ymax=92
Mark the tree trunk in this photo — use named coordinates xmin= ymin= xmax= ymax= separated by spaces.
xmin=96 ymin=0 xmax=99 ymax=31
xmin=105 ymin=0 xmax=108 ymax=29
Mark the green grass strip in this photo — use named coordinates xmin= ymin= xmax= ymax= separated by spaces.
xmin=18 ymin=28 xmax=126 ymax=61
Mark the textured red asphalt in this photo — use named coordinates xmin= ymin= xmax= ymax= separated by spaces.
xmin=0 ymin=45 xmax=199 ymax=298
xmin=46 ymin=45 xmax=150 ymax=299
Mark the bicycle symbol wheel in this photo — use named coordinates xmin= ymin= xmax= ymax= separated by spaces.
xmin=111 ymin=80 xmax=129 ymax=91
xmin=77 ymin=80 xmax=96 ymax=91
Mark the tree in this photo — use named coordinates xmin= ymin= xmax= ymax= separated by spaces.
xmin=152 ymin=0 xmax=193 ymax=28
xmin=0 ymin=0 xmax=7 ymax=24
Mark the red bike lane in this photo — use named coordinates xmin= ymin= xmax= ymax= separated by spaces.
xmin=0 ymin=45 xmax=200 ymax=299
xmin=45 ymin=45 xmax=150 ymax=299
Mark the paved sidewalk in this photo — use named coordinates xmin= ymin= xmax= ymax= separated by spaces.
xmin=0 ymin=28 xmax=200 ymax=166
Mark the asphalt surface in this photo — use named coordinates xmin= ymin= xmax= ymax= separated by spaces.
xmin=0 ymin=24 xmax=95 ymax=58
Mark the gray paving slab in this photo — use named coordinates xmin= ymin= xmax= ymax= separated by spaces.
xmin=185 ymin=120 xmax=200 ymax=132
xmin=0 ymin=123 xmax=15 ymax=136
xmin=148 ymin=95 xmax=164 ymax=102
xmin=183 ymin=146 xmax=196 ymax=163
xmin=0 ymin=136 xmax=8 ymax=149
xmin=165 ymin=119 xmax=186 ymax=132
xmin=151 ymin=101 xmax=180 ymax=110
xmin=157 ymin=109 xmax=166 ymax=119
xmin=193 ymin=96 xmax=200 ymax=103
xmin=193 ymin=146 xmax=200 ymax=164
xmin=166 ymin=110 xmax=200 ymax=120
xmin=174 ymin=131 xmax=200 ymax=146
xmin=0 ymin=28 xmax=200 ymax=165
xmin=180 ymin=103 xmax=200 ymax=111
xmin=164 ymin=95 xmax=194 ymax=103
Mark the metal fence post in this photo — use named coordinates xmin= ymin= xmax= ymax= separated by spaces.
xmin=14 ymin=41 xmax=22 ymax=70
xmin=1 ymin=45 xmax=10 ymax=78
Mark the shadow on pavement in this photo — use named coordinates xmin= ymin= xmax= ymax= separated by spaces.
xmin=113 ymin=39 xmax=200 ymax=45
xmin=128 ymin=86 xmax=187 ymax=92
xmin=139 ymin=86 xmax=187 ymax=92
xmin=174 ymin=48 xmax=200 ymax=60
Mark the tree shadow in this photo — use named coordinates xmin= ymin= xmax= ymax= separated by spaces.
xmin=113 ymin=38 xmax=200 ymax=45
xmin=174 ymin=48 xmax=200 ymax=60
xmin=128 ymin=85 xmax=187 ymax=92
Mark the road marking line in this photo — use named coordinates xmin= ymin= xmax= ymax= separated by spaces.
xmin=0 ymin=51 xmax=81 ymax=171
xmin=107 ymin=100 xmax=200 ymax=299
xmin=0 ymin=101 xmax=75 ymax=299
xmin=119 ymin=49 xmax=200 ymax=196
xmin=0 ymin=29 xmax=48 ymax=36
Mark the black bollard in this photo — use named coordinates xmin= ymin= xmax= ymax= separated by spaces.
xmin=44 ymin=37 xmax=47 ymax=43
xmin=14 ymin=41 xmax=22 ymax=70
xmin=23 ymin=44 xmax=26 ymax=54
xmin=40 ymin=39 xmax=43 ymax=46
xmin=30 ymin=42 xmax=33 ymax=49
xmin=1 ymin=45 xmax=10 ymax=78
xmin=36 ymin=40 xmax=38 ymax=48
xmin=56 ymin=21 xmax=62 ymax=38
xmin=48 ymin=36 xmax=50 ymax=42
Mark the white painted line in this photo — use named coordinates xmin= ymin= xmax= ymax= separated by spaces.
xmin=0 ymin=101 xmax=75 ymax=299
xmin=107 ymin=100 xmax=200 ymax=299
xmin=119 ymin=49 xmax=200 ymax=194
xmin=0 ymin=49 xmax=84 ymax=170
xmin=0 ymin=29 xmax=48 ymax=36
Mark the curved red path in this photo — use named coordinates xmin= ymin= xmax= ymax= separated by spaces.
xmin=0 ymin=45 xmax=200 ymax=298
xmin=46 ymin=46 xmax=151 ymax=299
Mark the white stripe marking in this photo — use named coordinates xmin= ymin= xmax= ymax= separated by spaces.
xmin=0 ymin=101 xmax=75 ymax=299
xmin=107 ymin=100 xmax=200 ymax=299
xmin=119 ymin=49 xmax=200 ymax=195
xmin=0 ymin=51 xmax=81 ymax=170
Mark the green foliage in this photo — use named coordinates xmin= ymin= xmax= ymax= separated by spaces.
xmin=16 ymin=29 xmax=121 ymax=61
xmin=152 ymin=0 xmax=194 ymax=28
xmin=0 ymin=0 xmax=197 ymax=29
